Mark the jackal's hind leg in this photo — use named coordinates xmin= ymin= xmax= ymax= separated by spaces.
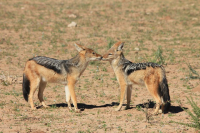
xmin=145 ymin=85 xmax=162 ymax=114
xmin=144 ymin=75 xmax=163 ymax=115
xmin=38 ymin=81 xmax=49 ymax=108
xmin=126 ymin=85 xmax=132 ymax=109
xmin=29 ymin=78 xmax=40 ymax=110
xmin=149 ymin=93 xmax=162 ymax=115
xmin=65 ymin=85 xmax=72 ymax=111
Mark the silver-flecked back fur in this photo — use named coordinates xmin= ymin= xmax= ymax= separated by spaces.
xmin=29 ymin=55 xmax=80 ymax=74
xmin=118 ymin=54 xmax=163 ymax=75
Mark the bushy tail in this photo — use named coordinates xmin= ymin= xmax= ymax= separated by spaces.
xmin=22 ymin=74 xmax=30 ymax=102
xmin=159 ymin=74 xmax=171 ymax=113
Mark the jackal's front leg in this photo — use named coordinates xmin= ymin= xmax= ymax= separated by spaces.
xmin=65 ymin=85 xmax=72 ymax=111
xmin=67 ymin=78 xmax=80 ymax=113
xmin=115 ymin=76 xmax=127 ymax=111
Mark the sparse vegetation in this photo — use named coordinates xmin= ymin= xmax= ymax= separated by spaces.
xmin=0 ymin=0 xmax=199 ymax=132
xmin=187 ymin=64 xmax=200 ymax=80
xmin=172 ymin=97 xmax=200 ymax=129
xmin=147 ymin=45 xmax=166 ymax=65
xmin=107 ymin=37 xmax=115 ymax=49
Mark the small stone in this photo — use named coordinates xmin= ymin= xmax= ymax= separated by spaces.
xmin=68 ymin=14 xmax=77 ymax=18
xmin=134 ymin=47 xmax=140 ymax=51
xmin=192 ymin=18 xmax=198 ymax=21
xmin=68 ymin=22 xmax=77 ymax=27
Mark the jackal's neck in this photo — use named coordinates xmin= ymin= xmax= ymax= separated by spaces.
xmin=68 ymin=54 xmax=81 ymax=66
xmin=69 ymin=54 xmax=88 ymax=67
xmin=110 ymin=53 xmax=129 ymax=69
xmin=68 ymin=53 xmax=88 ymax=72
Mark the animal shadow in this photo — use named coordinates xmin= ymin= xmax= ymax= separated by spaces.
xmin=136 ymin=100 xmax=187 ymax=114
xmin=37 ymin=102 xmax=116 ymax=111
xmin=37 ymin=101 xmax=187 ymax=114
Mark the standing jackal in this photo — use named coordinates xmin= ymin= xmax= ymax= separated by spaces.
xmin=23 ymin=43 xmax=102 ymax=113
xmin=102 ymin=41 xmax=170 ymax=114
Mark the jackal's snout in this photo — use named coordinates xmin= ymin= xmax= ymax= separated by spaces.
xmin=96 ymin=53 xmax=103 ymax=60
xmin=94 ymin=53 xmax=102 ymax=61
xmin=99 ymin=56 xmax=103 ymax=60
xmin=101 ymin=53 xmax=110 ymax=61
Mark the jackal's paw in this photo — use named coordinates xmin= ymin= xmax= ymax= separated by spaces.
xmin=115 ymin=107 xmax=121 ymax=111
xmin=75 ymin=109 xmax=81 ymax=113
xmin=43 ymin=105 xmax=50 ymax=108
xmin=158 ymin=109 xmax=163 ymax=114
xmin=68 ymin=107 xmax=72 ymax=111
xmin=125 ymin=105 xmax=131 ymax=110
xmin=153 ymin=110 xmax=159 ymax=115
xmin=31 ymin=107 xmax=37 ymax=110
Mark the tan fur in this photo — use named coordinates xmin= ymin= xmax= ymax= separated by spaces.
xmin=102 ymin=41 xmax=169 ymax=114
xmin=23 ymin=43 xmax=102 ymax=112
xmin=128 ymin=67 xmax=164 ymax=113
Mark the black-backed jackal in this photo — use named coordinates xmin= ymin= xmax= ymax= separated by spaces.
xmin=22 ymin=43 xmax=102 ymax=113
xmin=102 ymin=41 xmax=170 ymax=114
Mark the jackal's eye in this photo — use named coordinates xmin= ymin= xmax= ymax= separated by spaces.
xmin=92 ymin=52 xmax=95 ymax=54
xmin=108 ymin=53 xmax=112 ymax=55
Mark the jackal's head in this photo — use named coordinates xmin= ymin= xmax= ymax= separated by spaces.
xmin=102 ymin=41 xmax=124 ymax=61
xmin=74 ymin=43 xmax=102 ymax=61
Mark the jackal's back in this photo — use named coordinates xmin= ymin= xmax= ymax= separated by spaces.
xmin=123 ymin=61 xmax=162 ymax=75
xmin=30 ymin=56 xmax=63 ymax=73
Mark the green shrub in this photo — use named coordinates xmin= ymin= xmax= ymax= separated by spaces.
xmin=172 ymin=97 xmax=200 ymax=129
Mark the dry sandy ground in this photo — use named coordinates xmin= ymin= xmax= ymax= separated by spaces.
xmin=0 ymin=0 xmax=200 ymax=132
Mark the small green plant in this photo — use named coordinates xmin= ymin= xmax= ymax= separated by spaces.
xmin=111 ymin=77 xmax=117 ymax=81
xmin=99 ymin=100 xmax=105 ymax=103
xmin=78 ymin=131 xmax=85 ymax=133
xmin=1 ymin=80 xmax=10 ymax=86
xmin=154 ymin=45 xmax=165 ymax=65
xmin=172 ymin=97 xmax=200 ymax=129
xmin=107 ymin=37 xmax=115 ymax=49
xmin=168 ymin=49 xmax=175 ymax=64
xmin=116 ymin=116 xmax=122 ymax=119
xmin=45 ymin=122 xmax=51 ymax=127
xmin=144 ymin=45 xmax=166 ymax=65
xmin=117 ymin=126 xmax=123 ymax=131
xmin=102 ymin=67 xmax=107 ymax=72
xmin=187 ymin=64 xmax=200 ymax=79
xmin=102 ymin=123 xmax=107 ymax=131
xmin=136 ymin=105 xmax=142 ymax=111
xmin=168 ymin=112 xmax=175 ymax=117
xmin=127 ymin=114 xmax=132 ymax=117
xmin=0 ymin=101 xmax=6 ymax=109
xmin=51 ymin=104 xmax=57 ymax=109
xmin=89 ymin=61 xmax=100 ymax=66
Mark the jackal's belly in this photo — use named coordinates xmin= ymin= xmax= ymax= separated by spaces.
xmin=127 ymin=70 xmax=145 ymax=86
xmin=40 ymin=71 xmax=67 ymax=84
xmin=47 ymin=77 xmax=67 ymax=84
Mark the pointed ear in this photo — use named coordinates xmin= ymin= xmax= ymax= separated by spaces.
xmin=117 ymin=42 xmax=124 ymax=51
xmin=74 ymin=43 xmax=84 ymax=52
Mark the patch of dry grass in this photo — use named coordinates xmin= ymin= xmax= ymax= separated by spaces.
xmin=0 ymin=0 xmax=200 ymax=132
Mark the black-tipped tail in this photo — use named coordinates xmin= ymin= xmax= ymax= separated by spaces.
xmin=159 ymin=76 xmax=171 ymax=113
xmin=22 ymin=74 xmax=30 ymax=102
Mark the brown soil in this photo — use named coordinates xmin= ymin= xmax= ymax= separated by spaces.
xmin=0 ymin=0 xmax=200 ymax=132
